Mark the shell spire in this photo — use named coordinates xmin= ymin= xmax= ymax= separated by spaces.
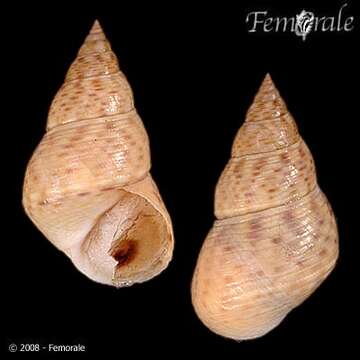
xmin=23 ymin=21 xmax=174 ymax=287
xmin=215 ymin=74 xmax=304 ymax=219
xmin=231 ymin=74 xmax=299 ymax=158
xmin=47 ymin=20 xmax=134 ymax=130
xmin=245 ymin=73 xmax=288 ymax=122
xmin=192 ymin=74 xmax=339 ymax=340
xmin=89 ymin=19 xmax=103 ymax=34
xmin=76 ymin=19 xmax=112 ymax=58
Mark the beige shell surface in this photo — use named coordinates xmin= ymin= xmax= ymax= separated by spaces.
xmin=191 ymin=74 xmax=339 ymax=340
xmin=23 ymin=21 xmax=174 ymax=287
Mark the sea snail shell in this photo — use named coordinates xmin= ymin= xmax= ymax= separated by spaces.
xmin=191 ymin=74 xmax=339 ymax=340
xmin=22 ymin=21 xmax=174 ymax=287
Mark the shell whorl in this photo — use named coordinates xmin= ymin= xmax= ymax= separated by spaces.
xmin=192 ymin=74 xmax=339 ymax=340
xmin=215 ymin=74 xmax=312 ymax=219
xmin=47 ymin=20 xmax=134 ymax=130
xmin=23 ymin=21 xmax=174 ymax=287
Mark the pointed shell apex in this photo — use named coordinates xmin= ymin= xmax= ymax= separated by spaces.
xmin=90 ymin=20 xmax=103 ymax=34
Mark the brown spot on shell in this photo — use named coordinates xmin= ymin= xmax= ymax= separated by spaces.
xmin=78 ymin=191 xmax=90 ymax=197
xmin=234 ymin=162 xmax=245 ymax=172
xmin=65 ymin=168 xmax=76 ymax=174
xmin=76 ymin=125 xmax=87 ymax=133
xmin=250 ymin=240 xmax=258 ymax=247
xmin=105 ymin=122 xmax=116 ymax=130
xmin=70 ymin=135 xmax=82 ymax=142
xmin=101 ymin=186 xmax=115 ymax=192
xmin=319 ymin=249 xmax=327 ymax=257
xmin=296 ymin=260 xmax=305 ymax=267
xmin=253 ymin=293 xmax=263 ymax=300
xmin=223 ymin=245 xmax=234 ymax=252
xmin=272 ymin=237 xmax=281 ymax=244
xmin=224 ymin=275 xmax=234 ymax=283
xmin=281 ymin=153 xmax=291 ymax=163
xmin=249 ymin=219 xmax=262 ymax=231
xmin=283 ymin=209 xmax=295 ymax=222
xmin=254 ymin=159 xmax=266 ymax=170
xmin=274 ymin=265 xmax=284 ymax=273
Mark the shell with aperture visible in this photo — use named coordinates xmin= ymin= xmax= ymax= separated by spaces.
xmin=191 ymin=74 xmax=339 ymax=340
xmin=23 ymin=21 xmax=174 ymax=287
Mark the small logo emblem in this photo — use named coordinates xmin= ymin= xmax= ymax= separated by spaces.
xmin=295 ymin=10 xmax=315 ymax=41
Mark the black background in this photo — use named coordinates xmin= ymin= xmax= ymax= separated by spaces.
xmin=3 ymin=1 xmax=359 ymax=357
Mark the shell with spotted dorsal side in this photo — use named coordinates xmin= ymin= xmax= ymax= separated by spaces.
xmin=191 ymin=74 xmax=339 ymax=340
